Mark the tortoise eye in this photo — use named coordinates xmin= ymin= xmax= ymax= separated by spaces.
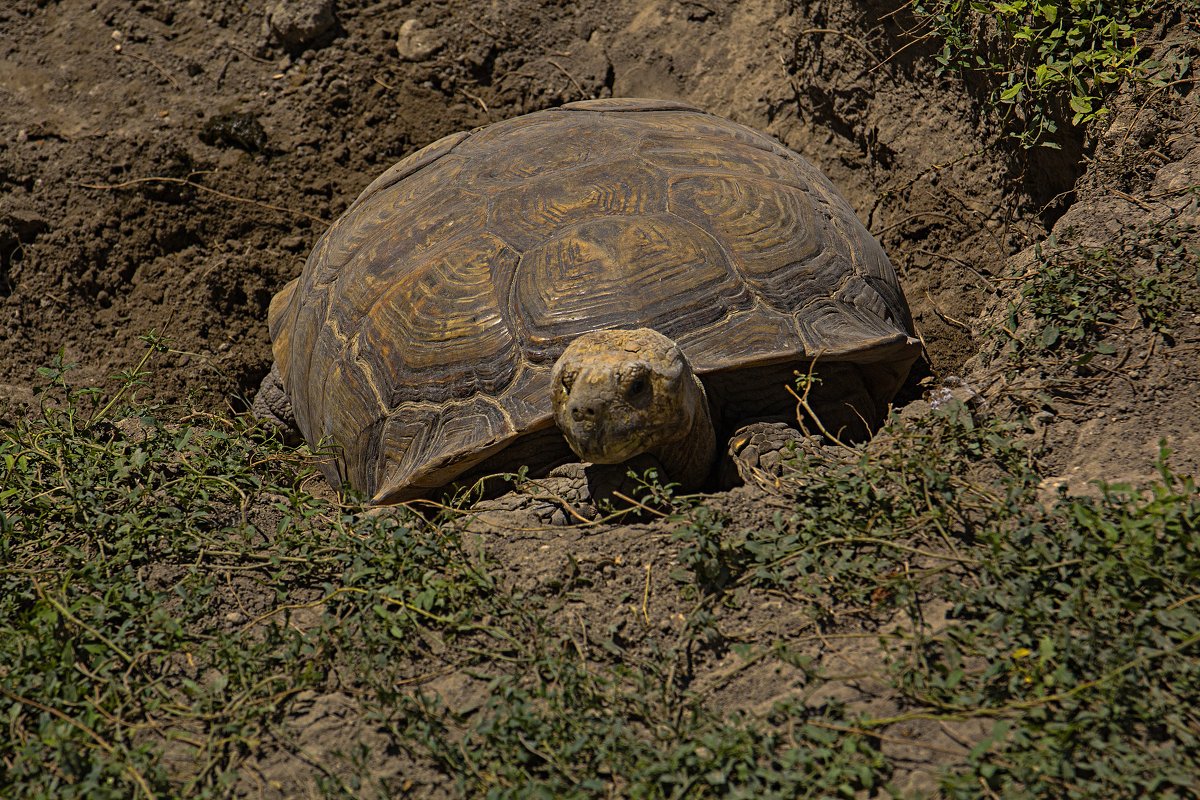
xmin=627 ymin=376 xmax=649 ymax=398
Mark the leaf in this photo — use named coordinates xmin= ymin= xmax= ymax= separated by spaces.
xmin=1041 ymin=325 xmax=1060 ymax=347
xmin=999 ymin=82 xmax=1025 ymax=101
xmin=1069 ymin=94 xmax=1094 ymax=114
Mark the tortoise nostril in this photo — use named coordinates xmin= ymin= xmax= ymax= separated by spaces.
xmin=571 ymin=404 xmax=597 ymax=423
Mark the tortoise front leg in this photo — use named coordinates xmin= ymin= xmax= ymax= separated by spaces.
xmin=723 ymin=421 xmax=829 ymax=489
xmin=252 ymin=363 xmax=297 ymax=432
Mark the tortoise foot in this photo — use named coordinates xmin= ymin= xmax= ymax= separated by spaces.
xmin=725 ymin=421 xmax=826 ymax=489
xmin=252 ymin=363 xmax=297 ymax=433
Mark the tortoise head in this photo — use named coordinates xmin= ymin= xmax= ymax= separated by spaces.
xmin=551 ymin=328 xmax=709 ymax=465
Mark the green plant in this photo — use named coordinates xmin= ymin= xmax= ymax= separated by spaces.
xmin=1001 ymin=221 xmax=1197 ymax=366
xmin=0 ymin=344 xmax=492 ymax=797
xmin=896 ymin=446 xmax=1200 ymax=798
xmin=391 ymin=656 xmax=893 ymax=799
xmin=911 ymin=0 xmax=1158 ymax=147
xmin=671 ymin=507 xmax=739 ymax=595
xmin=5 ymin=340 xmax=1199 ymax=797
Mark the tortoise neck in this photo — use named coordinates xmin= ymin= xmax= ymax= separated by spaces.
xmin=647 ymin=375 xmax=716 ymax=493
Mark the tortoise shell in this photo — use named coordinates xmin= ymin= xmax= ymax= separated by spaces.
xmin=267 ymin=98 xmax=919 ymax=502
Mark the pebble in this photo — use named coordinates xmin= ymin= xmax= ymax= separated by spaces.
xmin=4 ymin=208 xmax=49 ymax=241
xmin=395 ymin=19 xmax=445 ymax=62
xmin=263 ymin=0 xmax=336 ymax=52
xmin=326 ymin=78 xmax=350 ymax=108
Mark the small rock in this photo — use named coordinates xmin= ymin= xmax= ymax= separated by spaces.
xmin=3 ymin=208 xmax=49 ymax=242
xmin=264 ymin=0 xmax=336 ymax=52
xmin=199 ymin=112 xmax=268 ymax=153
xmin=682 ymin=1 xmax=714 ymax=21
xmin=395 ymin=19 xmax=445 ymax=62
xmin=326 ymin=77 xmax=350 ymax=108
xmin=928 ymin=376 xmax=982 ymax=410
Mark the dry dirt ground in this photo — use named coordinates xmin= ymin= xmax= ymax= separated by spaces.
xmin=2 ymin=0 xmax=1199 ymax=795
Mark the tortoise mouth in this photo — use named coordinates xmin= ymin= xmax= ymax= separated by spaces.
xmin=561 ymin=418 xmax=651 ymax=464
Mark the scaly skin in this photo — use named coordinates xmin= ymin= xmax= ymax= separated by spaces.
xmin=550 ymin=328 xmax=716 ymax=492
xmin=253 ymin=363 xmax=296 ymax=431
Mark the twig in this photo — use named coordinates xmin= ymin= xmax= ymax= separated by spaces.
xmin=807 ymin=719 xmax=968 ymax=758
xmin=466 ymin=19 xmax=499 ymax=39
xmin=214 ymin=55 xmax=231 ymax=89
xmin=864 ymin=629 xmax=1200 ymax=729
xmin=226 ymin=44 xmax=273 ymax=64
xmin=641 ymin=563 xmax=652 ymax=625
xmin=610 ymin=490 xmax=670 ymax=519
xmin=911 ymin=248 xmax=998 ymax=292
xmin=118 ymin=48 xmax=181 ymax=90
xmin=871 ymin=24 xmax=938 ymax=74
xmin=79 ymin=177 xmax=327 ymax=224
xmin=823 ymin=535 xmax=979 ymax=564
xmin=785 ymin=358 xmax=857 ymax=453
xmin=1110 ymin=188 xmax=1156 ymax=212
xmin=926 ymin=290 xmax=973 ymax=331
xmin=1120 ymin=76 xmax=1200 ymax=149
xmin=517 ymin=734 xmax=580 ymax=784
xmin=545 ymin=58 xmax=585 ymax=97
xmin=457 ymin=86 xmax=490 ymax=115
xmin=32 ymin=578 xmax=135 ymax=665
xmin=873 ymin=211 xmax=959 ymax=236
xmin=1168 ymin=593 xmax=1200 ymax=611
xmin=238 ymin=588 xmax=356 ymax=632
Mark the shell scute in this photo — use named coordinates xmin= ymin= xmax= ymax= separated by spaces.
xmin=667 ymin=173 xmax=826 ymax=291
xmin=512 ymin=213 xmax=752 ymax=363
xmin=351 ymin=130 xmax=470 ymax=209
xmin=486 ymin=158 xmax=669 ymax=252
xmin=642 ymin=133 xmax=799 ymax=183
xmin=374 ymin=397 xmax=514 ymax=503
xmin=354 ymin=231 xmax=520 ymax=406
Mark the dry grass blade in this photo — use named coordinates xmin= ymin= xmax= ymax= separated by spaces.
xmin=79 ymin=177 xmax=327 ymax=224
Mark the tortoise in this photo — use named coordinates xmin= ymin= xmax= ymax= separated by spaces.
xmin=255 ymin=97 xmax=921 ymax=504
